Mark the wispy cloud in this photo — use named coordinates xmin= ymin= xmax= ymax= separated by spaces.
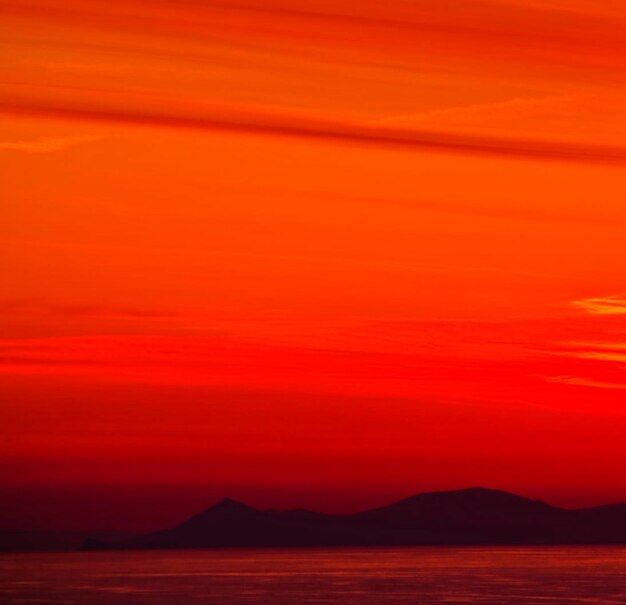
xmin=572 ymin=294 xmax=626 ymax=315
xmin=374 ymin=94 xmax=626 ymax=136
xmin=544 ymin=375 xmax=626 ymax=389
xmin=0 ymin=135 xmax=101 ymax=153
xmin=552 ymin=341 xmax=626 ymax=364
xmin=376 ymin=95 xmax=578 ymax=127
xmin=573 ymin=351 xmax=626 ymax=364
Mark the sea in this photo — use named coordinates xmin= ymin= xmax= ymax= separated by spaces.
xmin=1 ymin=547 xmax=625 ymax=604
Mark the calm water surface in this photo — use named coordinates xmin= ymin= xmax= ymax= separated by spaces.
xmin=1 ymin=547 xmax=625 ymax=604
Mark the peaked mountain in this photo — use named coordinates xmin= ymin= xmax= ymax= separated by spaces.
xmin=83 ymin=488 xmax=626 ymax=550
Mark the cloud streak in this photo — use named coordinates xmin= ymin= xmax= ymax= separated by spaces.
xmin=544 ymin=375 xmax=626 ymax=390
xmin=3 ymin=97 xmax=626 ymax=165
xmin=0 ymin=300 xmax=183 ymax=322
xmin=5 ymin=0 xmax=626 ymax=73
xmin=0 ymin=135 xmax=101 ymax=153
xmin=552 ymin=341 xmax=626 ymax=365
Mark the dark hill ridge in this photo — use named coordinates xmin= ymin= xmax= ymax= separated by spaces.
xmin=83 ymin=488 xmax=626 ymax=550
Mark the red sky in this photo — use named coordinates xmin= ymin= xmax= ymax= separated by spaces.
xmin=2 ymin=0 xmax=626 ymax=531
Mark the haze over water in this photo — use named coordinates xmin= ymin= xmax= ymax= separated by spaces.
xmin=1 ymin=547 xmax=625 ymax=604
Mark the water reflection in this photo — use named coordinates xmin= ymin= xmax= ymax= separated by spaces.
xmin=1 ymin=547 xmax=625 ymax=604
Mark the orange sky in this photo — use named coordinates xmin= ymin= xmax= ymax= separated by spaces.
xmin=2 ymin=0 xmax=626 ymax=530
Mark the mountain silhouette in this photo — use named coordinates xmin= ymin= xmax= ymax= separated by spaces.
xmin=83 ymin=488 xmax=626 ymax=550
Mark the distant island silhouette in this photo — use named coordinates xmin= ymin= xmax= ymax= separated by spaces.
xmin=82 ymin=488 xmax=626 ymax=550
